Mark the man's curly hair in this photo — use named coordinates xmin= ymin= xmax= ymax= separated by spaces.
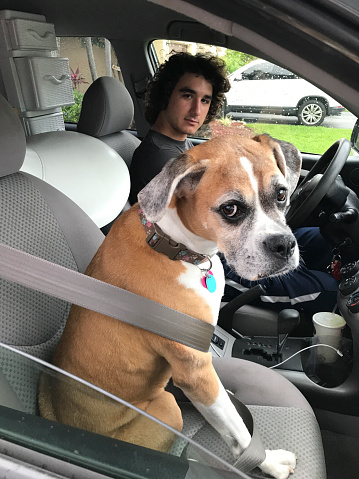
xmin=145 ymin=52 xmax=230 ymax=126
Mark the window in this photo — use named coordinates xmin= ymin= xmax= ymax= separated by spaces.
xmin=151 ymin=41 xmax=356 ymax=154
xmin=241 ymin=62 xmax=272 ymax=80
xmin=271 ymin=65 xmax=298 ymax=80
xmin=57 ymin=37 xmax=122 ymax=123
xmin=0 ymin=343 xmax=246 ymax=478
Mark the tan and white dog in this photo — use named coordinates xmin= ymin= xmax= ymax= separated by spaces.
xmin=39 ymin=133 xmax=302 ymax=479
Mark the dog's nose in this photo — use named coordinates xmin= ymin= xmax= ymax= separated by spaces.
xmin=263 ymin=234 xmax=296 ymax=259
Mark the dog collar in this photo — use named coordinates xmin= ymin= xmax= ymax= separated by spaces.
xmin=138 ymin=207 xmax=216 ymax=292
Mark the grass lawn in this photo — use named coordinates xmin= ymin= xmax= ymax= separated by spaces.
xmin=247 ymin=123 xmax=352 ymax=154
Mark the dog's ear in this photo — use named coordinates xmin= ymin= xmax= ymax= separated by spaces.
xmin=254 ymin=134 xmax=302 ymax=195
xmin=138 ymin=153 xmax=208 ymax=222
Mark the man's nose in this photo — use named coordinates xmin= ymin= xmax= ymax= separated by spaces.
xmin=190 ymin=98 xmax=201 ymax=115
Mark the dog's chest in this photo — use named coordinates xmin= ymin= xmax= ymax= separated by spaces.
xmin=176 ymin=254 xmax=224 ymax=325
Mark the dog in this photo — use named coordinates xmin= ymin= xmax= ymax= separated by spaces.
xmin=38 ymin=133 xmax=302 ymax=479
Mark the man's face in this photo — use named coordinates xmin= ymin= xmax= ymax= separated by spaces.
xmin=155 ymin=72 xmax=213 ymax=141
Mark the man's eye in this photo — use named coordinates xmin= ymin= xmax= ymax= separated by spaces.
xmin=222 ymin=204 xmax=239 ymax=218
xmin=277 ymin=188 xmax=287 ymax=202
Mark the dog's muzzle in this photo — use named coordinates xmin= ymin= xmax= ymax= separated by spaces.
xmin=263 ymin=233 xmax=296 ymax=260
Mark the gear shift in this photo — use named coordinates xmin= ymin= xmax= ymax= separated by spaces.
xmin=277 ymin=309 xmax=300 ymax=359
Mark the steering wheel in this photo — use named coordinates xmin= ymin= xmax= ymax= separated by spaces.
xmin=286 ymin=139 xmax=351 ymax=229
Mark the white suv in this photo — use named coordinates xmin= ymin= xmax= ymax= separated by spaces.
xmin=224 ymin=59 xmax=344 ymax=126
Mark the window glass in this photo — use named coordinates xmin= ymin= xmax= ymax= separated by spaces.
xmin=57 ymin=37 xmax=122 ymax=123
xmin=241 ymin=61 xmax=272 ymax=80
xmin=0 ymin=343 xmax=247 ymax=478
xmin=271 ymin=64 xmax=298 ymax=80
xmin=152 ymin=41 xmax=357 ymax=155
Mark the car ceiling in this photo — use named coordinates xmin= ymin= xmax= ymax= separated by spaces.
xmin=0 ymin=0 xmax=358 ymax=118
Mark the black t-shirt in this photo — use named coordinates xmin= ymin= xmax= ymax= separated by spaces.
xmin=129 ymin=130 xmax=194 ymax=205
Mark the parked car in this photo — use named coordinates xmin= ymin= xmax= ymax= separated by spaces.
xmin=0 ymin=1 xmax=358 ymax=479
xmin=224 ymin=59 xmax=345 ymax=126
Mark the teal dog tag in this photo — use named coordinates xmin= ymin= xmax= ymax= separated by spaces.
xmin=201 ymin=270 xmax=216 ymax=293
xmin=206 ymin=273 xmax=216 ymax=293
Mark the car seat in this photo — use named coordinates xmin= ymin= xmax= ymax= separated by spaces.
xmin=0 ymin=94 xmax=326 ymax=478
xmin=77 ymin=76 xmax=141 ymax=169
xmin=20 ymin=78 xmax=132 ymax=232
xmin=21 ymin=129 xmax=130 ymax=231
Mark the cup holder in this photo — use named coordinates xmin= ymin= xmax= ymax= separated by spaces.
xmin=301 ymin=336 xmax=353 ymax=388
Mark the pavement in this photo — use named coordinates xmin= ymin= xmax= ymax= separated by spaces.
xmin=227 ymin=110 xmax=357 ymax=129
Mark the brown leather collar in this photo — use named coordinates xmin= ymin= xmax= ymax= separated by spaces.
xmin=139 ymin=207 xmax=209 ymax=265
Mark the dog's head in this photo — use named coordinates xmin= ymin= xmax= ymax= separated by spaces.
xmin=138 ymin=134 xmax=302 ymax=280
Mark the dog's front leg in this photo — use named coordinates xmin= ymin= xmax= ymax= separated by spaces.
xmin=167 ymin=349 xmax=296 ymax=479
xmin=190 ymin=379 xmax=252 ymax=456
xmin=191 ymin=382 xmax=296 ymax=479
xmin=169 ymin=350 xmax=251 ymax=455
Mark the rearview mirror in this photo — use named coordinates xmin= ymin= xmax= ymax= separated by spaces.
xmin=351 ymin=119 xmax=359 ymax=153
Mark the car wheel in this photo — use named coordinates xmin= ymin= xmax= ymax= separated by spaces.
xmin=298 ymin=100 xmax=326 ymax=126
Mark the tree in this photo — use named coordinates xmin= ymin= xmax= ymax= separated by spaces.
xmin=85 ymin=37 xmax=98 ymax=82
xmin=223 ymin=49 xmax=257 ymax=74
xmin=105 ymin=39 xmax=112 ymax=77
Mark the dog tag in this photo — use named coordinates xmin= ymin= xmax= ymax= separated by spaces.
xmin=206 ymin=273 xmax=216 ymax=293
xmin=201 ymin=270 xmax=216 ymax=293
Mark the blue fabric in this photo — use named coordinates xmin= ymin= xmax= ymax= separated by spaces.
xmin=223 ymin=227 xmax=339 ymax=314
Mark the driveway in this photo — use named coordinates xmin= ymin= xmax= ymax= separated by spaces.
xmin=228 ymin=110 xmax=357 ymax=129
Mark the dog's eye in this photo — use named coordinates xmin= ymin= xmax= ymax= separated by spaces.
xmin=217 ymin=200 xmax=247 ymax=223
xmin=222 ymin=204 xmax=239 ymax=218
xmin=277 ymin=189 xmax=287 ymax=202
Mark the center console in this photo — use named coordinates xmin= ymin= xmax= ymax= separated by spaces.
xmin=212 ymin=261 xmax=359 ymax=416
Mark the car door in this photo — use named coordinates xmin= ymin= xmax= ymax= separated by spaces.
xmin=226 ymin=61 xmax=275 ymax=110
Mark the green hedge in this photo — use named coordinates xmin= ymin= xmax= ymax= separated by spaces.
xmin=62 ymin=90 xmax=84 ymax=123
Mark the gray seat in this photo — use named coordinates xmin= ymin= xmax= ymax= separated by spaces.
xmin=0 ymin=94 xmax=326 ymax=478
xmin=21 ymin=130 xmax=130 ymax=230
xmin=77 ymin=76 xmax=140 ymax=169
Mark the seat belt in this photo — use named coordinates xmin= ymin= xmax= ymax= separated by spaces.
xmin=0 ymin=242 xmax=213 ymax=352
xmin=0 ymin=242 xmax=267 ymax=472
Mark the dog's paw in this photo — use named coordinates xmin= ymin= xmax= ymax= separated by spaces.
xmin=259 ymin=449 xmax=296 ymax=479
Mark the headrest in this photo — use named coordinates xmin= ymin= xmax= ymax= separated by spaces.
xmin=77 ymin=77 xmax=134 ymax=137
xmin=0 ymin=95 xmax=26 ymax=177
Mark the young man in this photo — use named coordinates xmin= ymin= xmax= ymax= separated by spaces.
xmin=129 ymin=52 xmax=230 ymax=204
xmin=129 ymin=52 xmax=338 ymax=316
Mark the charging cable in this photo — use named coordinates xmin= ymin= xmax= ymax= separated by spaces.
xmin=269 ymin=344 xmax=343 ymax=369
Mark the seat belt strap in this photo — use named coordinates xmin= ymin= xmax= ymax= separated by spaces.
xmin=228 ymin=391 xmax=266 ymax=472
xmin=0 ymin=242 xmax=268 ymax=473
xmin=0 ymin=243 xmax=214 ymax=352
xmin=0 ymin=243 xmax=269 ymax=471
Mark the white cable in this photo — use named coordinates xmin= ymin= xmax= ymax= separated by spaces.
xmin=269 ymin=343 xmax=343 ymax=369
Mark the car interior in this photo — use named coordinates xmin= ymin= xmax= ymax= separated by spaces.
xmin=0 ymin=1 xmax=358 ymax=478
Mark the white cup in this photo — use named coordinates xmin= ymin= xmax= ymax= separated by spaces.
xmin=312 ymin=312 xmax=346 ymax=363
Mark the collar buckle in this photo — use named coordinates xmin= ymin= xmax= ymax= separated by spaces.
xmin=146 ymin=224 xmax=187 ymax=260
